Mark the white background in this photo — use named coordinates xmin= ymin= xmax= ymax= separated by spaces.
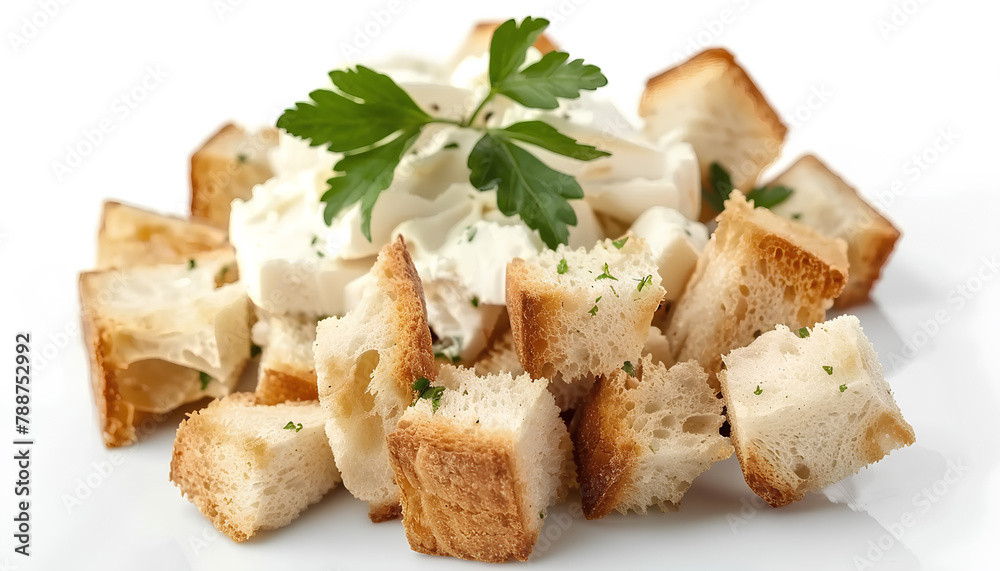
xmin=2 ymin=0 xmax=999 ymax=569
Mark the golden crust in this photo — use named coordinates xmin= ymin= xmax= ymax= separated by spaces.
xmin=80 ymin=272 xmax=137 ymax=447
xmin=667 ymin=193 xmax=848 ymax=387
xmin=169 ymin=393 xmax=258 ymax=541
xmin=254 ymin=368 xmax=318 ymax=406
xmin=386 ymin=416 xmax=536 ymax=562
xmin=640 ymin=48 xmax=787 ymax=213
xmin=97 ymin=200 xmax=230 ymax=270
xmin=776 ymin=155 xmax=900 ymax=307
xmin=571 ymin=373 xmax=639 ymax=520
xmin=190 ymin=123 xmax=277 ymax=228
xmin=505 ymin=258 xmax=563 ymax=380
xmin=383 ymin=236 xmax=437 ymax=398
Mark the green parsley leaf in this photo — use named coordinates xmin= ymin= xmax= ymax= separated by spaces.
xmin=612 ymin=236 xmax=629 ymax=249
xmin=493 ymin=121 xmax=609 ymax=161
xmin=798 ymin=327 xmax=810 ymax=338
xmin=588 ymin=296 xmax=602 ymax=316
xmin=277 ymin=65 xmax=432 ymax=152
xmin=411 ymin=377 xmax=430 ymax=395
xmin=321 ymin=127 xmax=422 ymax=238
xmin=704 ymin=162 xmax=794 ymax=214
xmin=557 ymin=258 xmax=568 ymax=275
xmin=839 ymin=384 xmax=847 ymax=393
xmin=471 ymin=296 xmax=479 ymax=308
xmin=468 ymin=133 xmax=583 ymax=249
xmin=495 ymin=51 xmax=608 ymax=110
xmin=622 ymin=361 xmax=634 ymax=376
xmin=410 ymin=377 xmax=447 ymax=412
xmin=747 ymin=185 xmax=794 ymax=209
xmin=823 ymin=365 xmax=834 ymax=375
xmin=188 ymin=259 xmax=196 ymax=270
xmin=488 ymin=17 xmax=550 ymax=87
xmin=636 ymin=274 xmax=653 ymax=292
xmin=199 ymin=371 xmax=211 ymax=390
xmin=753 ymin=385 xmax=763 ymax=396
xmin=283 ymin=421 xmax=303 ymax=432
xmin=250 ymin=343 xmax=262 ymax=358
xmin=596 ymin=263 xmax=618 ymax=281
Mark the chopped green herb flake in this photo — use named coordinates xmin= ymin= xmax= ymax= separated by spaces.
xmin=411 ymin=377 xmax=447 ymax=412
xmin=311 ymin=235 xmax=318 ymax=246
xmin=622 ymin=361 xmax=634 ymax=376
xmin=823 ymin=365 xmax=834 ymax=375
xmin=798 ymin=327 xmax=810 ymax=338
xmin=471 ymin=296 xmax=479 ymax=307
xmin=467 ymin=226 xmax=477 ymax=242
xmin=635 ymin=274 xmax=653 ymax=292
xmin=250 ymin=343 xmax=262 ymax=358
xmin=791 ymin=213 xmax=802 ymax=220
xmin=557 ymin=258 xmax=568 ymax=275
xmin=612 ymin=236 xmax=629 ymax=249
xmin=237 ymin=153 xmax=248 ymax=164
xmin=443 ymin=142 xmax=459 ymax=149
xmin=199 ymin=371 xmax=211 ymax=390
xmin=596 ymin=263 xmax=618 ymax=281
xmin=753 ymin=385 xmax=763 ymax=396
xmin=610 ymin=284 xmax=618 ymax=298
xmin=283 ymin=421 xmax=303 ymax=432
xmin=316 ymin=250 xmax=325 ymax=258
xmin=188 ymin=259 xmax=196 ymax=270
xmin=839 ymin=384 xmax=847 ymax=393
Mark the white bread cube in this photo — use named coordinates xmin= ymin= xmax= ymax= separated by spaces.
xmin=314 ymin=237 xmax=436 ymax=522
xmin=252 ymin=312 xmax=318 ymax=405
xmin=97 ymin=201 xmax=231 ymax=270
xmin=506 ymin=237 xmax=665 ymax=383
xmin=764 ymin=155 xmax=901 ymax=307
xmin=719 ymin=315 xmax=915 ymax=507
xmin=573 ymin=358 xmax=732 ymax=519
xmin=170 ymin=393 xmax=340 ymax=541
xmin=386 ymin=366 xmax=570 ymax=563
xmin=639 ymin=48 xmax=786 ymax=218
xmin=190 ymin=123 xmax=277 ymax=228
xmin=665 ymin=192 xmax=848 ymax=389
xmin=79 ymin=251 xmax=250 ymax=447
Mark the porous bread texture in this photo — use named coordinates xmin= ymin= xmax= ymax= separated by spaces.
xmin=169 ymin=393 xmax=340 ymax=542
xmin=665 ymin=191 xmax=848 ymax=390
xmin=639 ymin=48 xmax=786 ymax=218
xmin=719 ymin=315 xmax=915 ymax=507
xmin=765 ymin=155 xmax=901 ymax=307
xmin=190 ymin=123 xmax=278 ymax=228
xmin=255 ymin=312 xmax=319 ymax=405
xmin=386 ymin=365 xmax=570 ymax=563
xmin=507 ymin=237 xmax=665 ymax=384
xmin=314 ymin=237 xmax=435 ymax=522
xmin=79 ymin=251 xmax=250 ymax=447
xmin=97 ymin=201 xmax=231 ymax=270
xmin=572 ymin=358 xmax=732 ymax=519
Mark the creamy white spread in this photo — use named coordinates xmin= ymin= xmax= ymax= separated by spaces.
xmin=230 ymin=52 xmax=702 ymax=356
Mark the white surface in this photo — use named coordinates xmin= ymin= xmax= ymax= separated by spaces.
xmin=2 ymin=0 xmax=998 ymax=569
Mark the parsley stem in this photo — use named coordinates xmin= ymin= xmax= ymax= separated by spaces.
xmin=464 ymin=88 xmax=497 ymax=128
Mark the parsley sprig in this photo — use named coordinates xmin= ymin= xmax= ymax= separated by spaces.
xmin=277 ymin=17 xmax=610 ymax=249
xmin=704 ymin=162 xmax=794 ymax=214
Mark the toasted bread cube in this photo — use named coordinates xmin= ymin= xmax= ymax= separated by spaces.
xmin=764 ymin=155 xmax=901 ymax=307
xmin=170 ymin=393 xmax=340 ymax=541
xmin=190 ymin=123 xmax=277 ymax=228
xmin=386 ymin=366 xmax=571 ymax=563
xmin=640 ymin=48 xmax=787 ymax=218
xmin=719 ymin=316 xmax=915 ymax=507
xmin=573 ymin=358 xmax=732 ymax=519
xmin=314 ymin=237 xmax=436 ymax=522
xmin=252 ymin=312 xmax=318 ymax=405
xmin=665 ymin=192 xmax=848 ymax=390
xmin=79 ymin=251 xmax=250 ymax=447
xmin=506 ymin=237 xmax=665 ymax=384
xmin=97 ymin=201 xmax=231 ymax=270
